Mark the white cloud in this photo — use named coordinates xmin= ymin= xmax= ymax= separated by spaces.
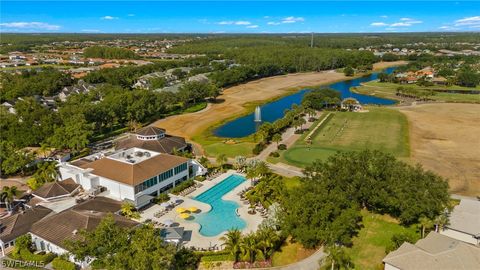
xmin=282 ymin=16 xmax=305 ymax=23
xmin=246 ymin=25 xmax=259 ymax=29
xmin=389 ymin=18 xmax=422 ymax=27
xmin=380 ymin=15 xmax=388 ymax=18
xmin=0 ymin=22 xmax=60 ymax=31
xmin=390 ymin=22 xmax=412 ymax=27
xmin=267 ymin=16 xmax=305 ymax=26
xmin=218 ymin=20 xmax=251 ymax=25
xmin=101 ymin=16 xmax=118 ymax=20
xmin=370 ymin=22 xmax=388 ymax=27
xmin=454 ymin=16 xmax=480 ymax=27
xmin=127 ymin=14 xmax=135 ymax=17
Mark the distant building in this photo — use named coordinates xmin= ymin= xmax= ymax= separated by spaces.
xmin=441 ymin=199 xmax=480 ymax=246
xmin=115 ymin=126 xmax=188 ymax=155
xmin=383 ymin=232 xmax=480 ymax=270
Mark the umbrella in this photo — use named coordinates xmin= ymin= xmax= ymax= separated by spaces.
xmin=176 ymin=207 xmax=187 ymax=213
xmin=179 ymin=213 xmax=190 ymax=219
xmin=160 ymin=202 xmax=170 ymax=208
xmin=188 ymin=206 xmax=199 ymax=213
xmin=163 ymin=219 xmax=174 ymax=226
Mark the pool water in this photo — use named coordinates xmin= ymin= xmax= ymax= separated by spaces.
xmin=192 ymin=174 xmax=247 ymax=236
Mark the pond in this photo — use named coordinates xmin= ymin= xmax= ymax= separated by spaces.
xmin=213 ymin=67 xmax=396 ymax=138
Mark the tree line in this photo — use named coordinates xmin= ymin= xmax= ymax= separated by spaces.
xmin=280 ymin=150 xmax=450 ymax=249
xmin=83 ymin=46 xmax=139 ymax=59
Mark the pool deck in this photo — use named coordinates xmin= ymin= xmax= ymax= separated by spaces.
xmin=139 ymin=171 xmax=264 ymax=249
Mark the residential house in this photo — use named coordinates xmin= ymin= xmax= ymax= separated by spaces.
xmin=59 ymin=82 xmax=95 ymax=102
xmin=383 ymin=232 xmax=480 ymax=270
xmin=0 ymin=206 xmax=52 ymax=257
xmin=59 ymin=147 xmax=204 ymax=208
xmin=440 ymin=199 xmax=480 ymax=246
xmin=1 ymin=101 xmax=16 ymax=114
xmin=29 ymin=197 xmax=138 ymax=267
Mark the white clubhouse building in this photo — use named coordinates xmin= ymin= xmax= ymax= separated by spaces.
xmin=59 ymin=147 xmax=205 ymax=208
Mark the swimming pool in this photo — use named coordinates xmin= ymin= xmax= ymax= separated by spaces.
xmin=192 ymin=174 xmax=247 ymax=237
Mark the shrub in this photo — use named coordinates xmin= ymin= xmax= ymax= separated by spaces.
xmin=195 ymin=175 xmax=206 ymax=182
xmin=197 ymin=251 xmax=234 ymax=262
xmin=277 ymin=144 xmax=287 ymax=150
xmin=16 ymin=248 xmax=56 ymax=263
xmin=252 ymin=143 xmax=265 ymax=155
xmin=269 ymin=151 xmax=280 ymax=158
xmin=171 ymin=179 xmax=195 ymax=195
xmin=52 ymin=257 xmax=76 ymax=270
xmin=155 ymin=193 xmax=170 ymax=203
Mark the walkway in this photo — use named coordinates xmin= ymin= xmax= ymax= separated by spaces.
xmin=254 ymin=113 xmax=322 ymax=178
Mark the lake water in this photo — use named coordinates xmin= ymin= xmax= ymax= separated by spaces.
xmin=214 ymin=67 xmax=396 ymax=138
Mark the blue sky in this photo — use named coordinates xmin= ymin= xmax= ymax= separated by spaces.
xmin=1 ymin=1 xmax=479 ymax=33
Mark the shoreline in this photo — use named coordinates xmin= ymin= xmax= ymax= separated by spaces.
xmin=152 ymin=61 xmax=407 ymax=151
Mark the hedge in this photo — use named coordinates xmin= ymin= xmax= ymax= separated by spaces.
xmin=52 ymin=257 xmax=76 ymax=270
xmin=171 ymin=179 xmax=195 ymax=195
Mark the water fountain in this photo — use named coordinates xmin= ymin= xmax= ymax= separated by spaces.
xmin=254 ymin=106 xmax=262 ymax=122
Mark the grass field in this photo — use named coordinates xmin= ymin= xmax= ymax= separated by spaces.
xmin=279 ymin=108 xmax=409 ymax=167
xmin=346 ymin=210 xmax=419 ymax=270
xmin=202 ymin=141 xmax=256 ymax=158
xmin=353 ymin=81 xmax=480 ymax=103
xmin=271 ymin=240 xmax=316 ymax=267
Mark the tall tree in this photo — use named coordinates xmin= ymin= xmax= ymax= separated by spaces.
xmin=220 ymin=229 xmax=242 ymax=262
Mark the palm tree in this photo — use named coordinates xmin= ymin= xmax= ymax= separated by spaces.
xmin=220 ymin=229 xmax=242 ymax=262
xmin=254 ymin=161 xmax=270 ymax=178
xmin=272 ymin=134 xmax=282 ymax=147
xmin=216 ymin=154 xmax=228 ymax=171
xmin=240 ymin=233 xmax=260 ymax=263
xmin=434 ymin=213 xmax=449 ymax=232
xmin=37 ymin=143 xmax=51 ymax=159
xmin=234 ymin=156 xmax=246 ymax=171
xmin=1 ymin=186 xmax=21 ymax=212
xmin=34 ymin=161 xmax=59 ymax=183
xmin=324 ymin=245 xmax=354 ymax=270
xmin=419 ymin=216 xmax=434 ymax=238
xmin=256 ymin=228 xmax=278 ymax=260
xmin=246 ymin=166 xmax=258 ymax=186
xmin=120 ymin=202 xmax=140 ymax=219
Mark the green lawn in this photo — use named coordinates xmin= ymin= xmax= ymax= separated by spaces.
xmin=280 ymin=108 xmax=410 ymax=167
xmin=203 ymin=141 xmax=255 ymax=158
xmin=271 ymin=241 xmax=316 ymax=267
xmin=354 ymin=81 xmax=480 ymax=103
xmin=346 ymin=210 xmax=419 ymax=270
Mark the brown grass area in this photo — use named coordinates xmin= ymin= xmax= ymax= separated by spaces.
xmin=398 ymin=103 xmax=480 ymax=196
xmin=152 ymin=61 xmax=405 ymax=144
xmin=373 ymin=60 xmax=408 ymax=70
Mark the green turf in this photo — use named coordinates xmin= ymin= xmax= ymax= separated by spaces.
xmin=203 ymin=142 xmax=255 ymax=158
xmin=280 ymin=108 xmax=409 ymax=167
xmin=346 ymin=210 xmax=419 ymax=270
xmin=354 ymin=81 xmax=480 ymax=103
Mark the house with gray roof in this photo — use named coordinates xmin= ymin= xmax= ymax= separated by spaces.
xmin=383 ymin=232 xmax=480 ymax=270
xmin=0 ymin=206 xmax=52 ymax=256
xmin=441 ymin=199 xmax=480 ymax=246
